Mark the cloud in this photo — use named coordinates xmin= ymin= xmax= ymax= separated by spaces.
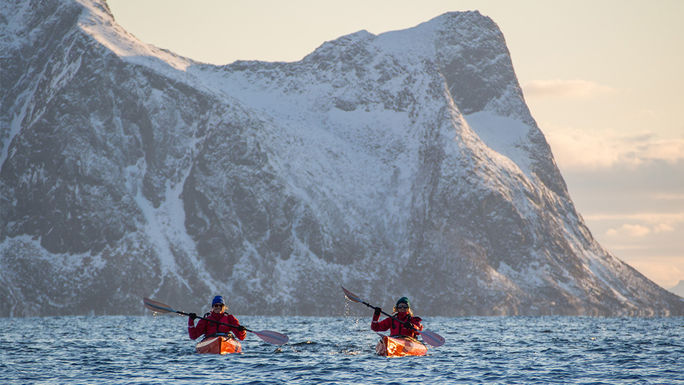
xmin=653 ymin=223 xmax=675 ymax=233
xmin=624 ymin=256 xmax=684 ymax=289
xmin=545 ymin=127 xmax=623 ymax=170
xmin=523 ymin=79 xmax=617 ymax=99
xmin=588 ymin=213 xmax=684 ymax=238
xmin=599 ymin=214 xmax=680 ymax=238
xmin=606 ymin=224 xmax=651 ymax=237
xmin=586 ymin=212 xmax=684 ymax=225
xmin=653 ymin=193 xmax=684 ymax=201
xmin=640 ymin=138 xmax=684 ymax=163
xmin=604 ymin=222 xmax=674 ymax=237
xmin=543 ymin=126 xmax=684 ymax=171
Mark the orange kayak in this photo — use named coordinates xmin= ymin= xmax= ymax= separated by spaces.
xmin=195 ymin=334 xmax=242 ymax=354
xmin=375 ymin=335 xmax=427 ymax=357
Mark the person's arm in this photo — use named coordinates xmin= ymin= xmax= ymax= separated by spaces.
xmin=371 ymin=307 xmax=390 ymax=332
xmin=228 ymin=315 xmax=247 ymax=340
xmin=188 ymin=314 xmax=205 ymax=340
xmin=410 ymin=316 xmax=423 ymax=331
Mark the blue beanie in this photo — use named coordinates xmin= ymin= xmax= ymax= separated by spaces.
xmin=212 ymin=296 xmax=225 ymax=305
xmin=396 ymin=297 xmax=410 ymax=308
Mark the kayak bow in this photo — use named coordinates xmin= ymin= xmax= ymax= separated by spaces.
xmin=375 ymin=335 xmax=428 ymax=357
xmin=195 ymin=334 xmax=242 ymax=354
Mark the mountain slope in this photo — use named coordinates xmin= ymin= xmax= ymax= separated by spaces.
xmin=1 ymin=0 xmax=681 ymax=316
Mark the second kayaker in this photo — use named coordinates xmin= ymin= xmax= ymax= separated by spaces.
xmin=371 ymin=296 xmax=423 ymax=337
xmin=188 ymin=295 xmax=247 ymax=340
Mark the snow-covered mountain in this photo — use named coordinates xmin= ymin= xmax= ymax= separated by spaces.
xmin=1 ymin=0 xmax=681 ymax=317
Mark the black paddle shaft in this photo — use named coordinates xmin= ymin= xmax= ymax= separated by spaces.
xmin=361 ymin=300 xmax=417 ymax=331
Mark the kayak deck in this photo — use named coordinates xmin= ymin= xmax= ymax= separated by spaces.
xmin=195 ymin=334 xmax=242 ymax=354
xmin=375 ymin=335 xmax=427 ymax=357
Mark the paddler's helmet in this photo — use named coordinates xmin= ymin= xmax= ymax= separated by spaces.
xmin=396 ymin=297 xmax=410 ymax=308
xmin=212 ymin=296 xmax=225 ymax=306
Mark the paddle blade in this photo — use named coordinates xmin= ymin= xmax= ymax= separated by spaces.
xmin=419 ymin=329 xmax=445 ymax=347
xmin=143 ymin=297 xmax=177 ymax=314
xmin=341 ymin=286 xmax=363 ymax=303
xmin=253 ymin=330 xmax=289 ymax=345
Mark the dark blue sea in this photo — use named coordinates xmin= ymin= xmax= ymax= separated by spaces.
xmin=1 ymin=315 xmax=681 ymax=384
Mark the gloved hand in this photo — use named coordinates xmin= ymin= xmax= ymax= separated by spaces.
xmin=237 ymin=325 xmax=246 ymax=332
xmin=189 ymin=313 xmax=197 ymax=320
xmin=373 ymin=307 xmax=382 ymax=317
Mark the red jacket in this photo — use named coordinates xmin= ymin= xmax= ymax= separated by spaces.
xmin=371 ymin=312 xmax=423 ymax=338
xmin=188 ymin=311 xmax=247 ymax=340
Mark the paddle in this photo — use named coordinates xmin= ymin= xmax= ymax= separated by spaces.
xmin=341 ymin=286 xmax=445 ymax=347
xmin=143 ymin=297 xmax=289 ymax=345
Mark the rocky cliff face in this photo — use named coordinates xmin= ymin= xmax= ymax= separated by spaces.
xmin=1 ymin=0 xmax=681 ymax=316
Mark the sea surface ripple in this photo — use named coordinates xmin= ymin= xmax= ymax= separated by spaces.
xmin=0 ymin=315 xmax=681 ymax=384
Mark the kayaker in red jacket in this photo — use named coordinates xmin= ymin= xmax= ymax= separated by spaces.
xmin=188 ymin=296 xmax=247 ymax=340
xmin=371 ymin=297 xmax=423 ymax=338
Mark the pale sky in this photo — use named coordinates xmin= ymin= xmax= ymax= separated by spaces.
xmin=107 ymin=0 xmax=684 ymax=290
